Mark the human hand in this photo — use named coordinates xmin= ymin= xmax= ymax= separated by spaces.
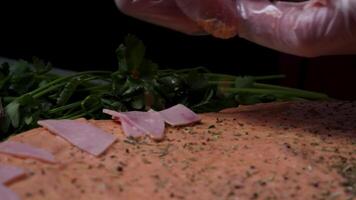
xmin=114 ymin=0 xmax=205 ymax=35
xmin=234 ymin=0 xmax=356 ymax=57
xmin=115 ymin=0 xmax=356 ymax=57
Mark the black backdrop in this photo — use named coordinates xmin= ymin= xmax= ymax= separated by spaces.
xmin=0 ymin=0 xmax=355 ymax=100
xmin=0 ymin=0 xmax=279 ymax=75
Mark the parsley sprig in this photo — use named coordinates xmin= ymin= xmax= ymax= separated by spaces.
xmin=0 ymin=35 xmax=328 ymax=139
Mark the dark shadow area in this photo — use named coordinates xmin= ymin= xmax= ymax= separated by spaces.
xmin=0 ymin=0 xmax=355 ymax=100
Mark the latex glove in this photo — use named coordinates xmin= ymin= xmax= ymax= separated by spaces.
xmin=234 ymin=0 xmax=356 ymax=57
xmin=114 ymin=0 xmax=205 ymax=35
xmin=114 ymin=0 xmax=238 ymax=37
xmin=115 ymin=0 xmax=356 ymax=57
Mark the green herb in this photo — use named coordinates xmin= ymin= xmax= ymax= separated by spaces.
xmin=0 ymin=35 xmax=329 ymax=139
xmin=0 ymin=98 xmax=4 ymax=118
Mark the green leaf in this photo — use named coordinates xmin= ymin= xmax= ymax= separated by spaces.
xmin=157 ymin=74 xmax=187 ymax=101
xmin=140 ymin=59 xmax=158 ymax=79
xmin=32 ymin=57 xmax=52 ymax=75
xmin=9 ymin=60 xmax=31 ymax=75
xmin=111 ymin=72 xmax=126 ymax=96
xmin=124 ymin=35 xmax=146 ymax=72
xmin=143 ymin=82 xmax=165 ymax=110
xmin=116 ymin=35 xmax=158 ymax=80
xmin=116 ymin=35 xmax=146 ymax=75
xmin=234 ymin=76 xmax=255 ymax=88
xmin=130 ymin=95 xmax=144 ymax=110
xmin=24 ymin=115 xmax=33 ymax=125
xmin=185 ymin=70 xmax=209 ymax=91
xmin=116 ymin=44 xmax=128 ymax=71
xmin=0 ymin=62 xmax=10 ymax=78
xmin=18 ymin=94 xmax=36 ymax=106
xmin=38 ymin=80 xmax=49 ymax=88
xmin=121 ymin=78 xmax=144 ymax=97
xmin=0 ymin=98 xmax=4 ymax=119
xmin=81 ymin=95 xmax=102 ymax=117
xmin=0 ymin=76 xmax=10 ymax=91
xmin=0 ymin=115 xmax=10 ymax=135
xmin=56 ymin=78 xmax=81 ymax=106
xmin=5 ymin=101 xmax=20 ymax=128
xmin=101 ymin=97 xmax=127 ymax=112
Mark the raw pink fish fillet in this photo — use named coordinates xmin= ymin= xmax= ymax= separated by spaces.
xmin=0 ymin=141 xmax=56 ymax=164
xmin=38 ymin=120 xmax=117 ymax=156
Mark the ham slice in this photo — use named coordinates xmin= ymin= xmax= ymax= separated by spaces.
xmin=103 ymin=109 xmax=144 ymax=138
xmin=122 ymin=111 xmax=165 ymax=140
xmin=158 ymin=104 xmax=201 ymax=126
xmin=120 ymin=116 xmax=146 ymax=138
xmin=0 ymin=141 xmax=56 ymax=164
xmin=0 ymin=184 xmax=20 ymax=200
xmin=0 ymin=164 xmax=25 ymax=184
xmin=0 ymin=164 xmax=24 ymax=200
xmin=38 ymin=120 xmax=117 ymax=156
xmin=103 ymin=109 xmax=165 ymax=140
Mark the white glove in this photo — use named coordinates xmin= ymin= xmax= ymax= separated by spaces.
xmin=115 ymin=0 xmax=356 ymax=57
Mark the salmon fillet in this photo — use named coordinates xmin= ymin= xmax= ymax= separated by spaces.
xmin=1 ymin=101 xmax=355 ymax=200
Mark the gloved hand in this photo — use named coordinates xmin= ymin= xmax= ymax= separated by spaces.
xmin=114 ymin=0 xmax=205 ymax=35
xmin=115 ymin=0 xmax=356 ymax=57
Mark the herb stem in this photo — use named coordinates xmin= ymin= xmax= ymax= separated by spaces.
xmin=205 ymin=73 xmax=285 ymax=81
xmin=208 ymin=80 xmax=234 ymax=85
xmin=253 ymin=75 xmax=286 ymax=80
xmin=61 ymin=105 xmax=101 ymax=119
xmin=221 ymin=87 xmax=328 ymax=100
xmin=29 ymin=71 xmax=110 ymax=96
xmin=48 ymin=102 xmax=82 ymax=114
xmin=77 ymin=85 xmax=111 ymax=92
xmin=204 ymin=73 xmax=237 ymax=80
xmin=253 ymin=83 xmax=329 ymax=99
xmin=32 ymin=75 xmax=104 ymax=99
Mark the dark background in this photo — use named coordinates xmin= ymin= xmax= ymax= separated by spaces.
xmin=0 ymin=0 xmax=355 ymax=100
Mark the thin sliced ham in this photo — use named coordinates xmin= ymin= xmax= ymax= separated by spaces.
xmin=120 ymin=116 xmax=146 ymax=138
xmin=38 ymin=120 xmax=117 ymax=156
xmin=103 ymin=109 xmax=165 ymax=140
xmin=0 ymin=141 xmax=56 ymax=164
xmin=158 ymin=104 xmax=201 ymax=126
xmin=107 ymin=110 xmax=145 ymax=137
xmin=0 ymin=184 xmax=20 ymax=200
xmin=0 ymin=164 xmax=25 ymax=184
xmin=0 ymin=164 xmax=24 ymax=200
